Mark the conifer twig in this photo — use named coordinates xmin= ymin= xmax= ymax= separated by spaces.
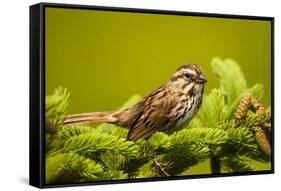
xmin=153 ymin=158 xmax=170 ymax=177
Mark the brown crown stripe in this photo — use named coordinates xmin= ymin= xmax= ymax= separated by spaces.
xmin=177 ymin=64 xmax=201 ymax=74
xmin=190 ymin=65 xmax=201 ymax=76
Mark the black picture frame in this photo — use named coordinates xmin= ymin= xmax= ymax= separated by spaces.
xmin=29 ymin=2 xmax=274 ymax=189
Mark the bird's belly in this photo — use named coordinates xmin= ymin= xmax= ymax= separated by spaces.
xmin=175 ymin=110 xmax=192 ymax=130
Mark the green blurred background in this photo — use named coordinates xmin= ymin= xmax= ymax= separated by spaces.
xmin=45 ymin=7 xmax=271 ymax=173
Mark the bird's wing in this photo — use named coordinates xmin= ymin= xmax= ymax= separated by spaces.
xmin=112 ymin=101 xmax=144 ymax=129
xmin=127 ymin=87 xmax=175 ymax=141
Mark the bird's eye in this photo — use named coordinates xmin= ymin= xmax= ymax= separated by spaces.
xmin=185 ymin=73 xmax=191 ymax=79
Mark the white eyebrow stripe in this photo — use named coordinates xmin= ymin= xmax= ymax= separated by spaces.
xmin=186 ymin=70 xmax=197 ymax=76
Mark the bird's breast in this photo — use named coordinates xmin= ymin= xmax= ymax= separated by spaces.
xmin=172 ymin=94 xmax=202 ymax=131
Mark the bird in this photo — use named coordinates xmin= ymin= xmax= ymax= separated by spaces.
xmin=63 ymin=64 xmax=207 ymax=141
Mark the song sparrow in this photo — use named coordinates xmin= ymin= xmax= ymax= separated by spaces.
xmin=63 ymin=64 xmax=207 ymax=141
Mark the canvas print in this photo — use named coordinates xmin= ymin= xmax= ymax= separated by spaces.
xmin=44 ymin=6 xmax=272 ymax=185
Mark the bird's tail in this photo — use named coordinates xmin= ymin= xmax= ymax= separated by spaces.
xmin=63 ymin=111 xmax=115 ymax=126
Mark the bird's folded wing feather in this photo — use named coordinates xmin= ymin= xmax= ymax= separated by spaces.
xmin=127 ymin=88 xmax=175 ymax=141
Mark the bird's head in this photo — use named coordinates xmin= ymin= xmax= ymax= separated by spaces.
xmin=172 ymin=64 xmax=207 ymax=84
xmin=170 ymin=64 xmax=207 ymax=95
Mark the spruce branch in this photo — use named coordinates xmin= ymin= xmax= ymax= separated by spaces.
xmin=46 ymin=153 xmax=103 ymax=184
xmin=225 ymin=126 xmax=258 ymax=156
xmin=45 ymin=87 xmax=70 ymax=132
xmin=170 ymin=128 xmax=228 ymax=148
xmin=151 ymin=127 xmax=228 ymax=176
xmin=57 ymin=125 xmax=95 ymax=139
xmin=99 ymin=151 xmax=127 ymax=171
xmin=211 ymin=57 xmax=247 ymax=105
xmin=197 ymin=89 xmax=227 ymax=128
xmin=221 ymin=155 xmax=254 ymax=172
xmin=62 ymin=132 xmax=140 ymax=158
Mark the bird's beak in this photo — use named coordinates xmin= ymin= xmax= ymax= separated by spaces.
xmin=196 ymin=75 xmax=207 ymax=83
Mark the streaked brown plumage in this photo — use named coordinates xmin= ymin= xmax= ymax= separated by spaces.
xmin=63 ymin=64 xmax=207 ymax=141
